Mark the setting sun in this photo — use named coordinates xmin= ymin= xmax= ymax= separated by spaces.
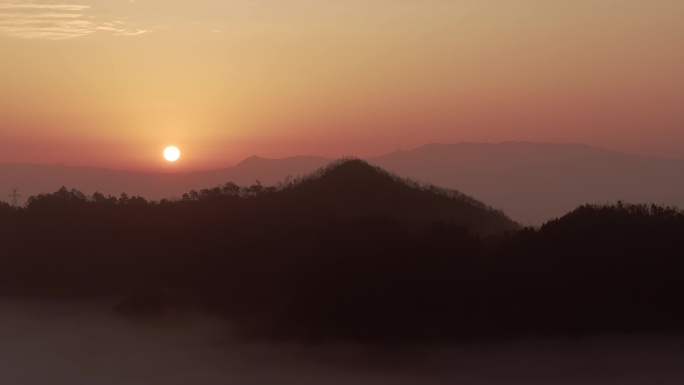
xmin=163 ymin=146 xmax=181 ymax=162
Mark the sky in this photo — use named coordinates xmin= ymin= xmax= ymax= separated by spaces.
xmin=1 ymin=0 xmax=683 ymax=171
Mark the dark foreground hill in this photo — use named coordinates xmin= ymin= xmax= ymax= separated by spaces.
xmin=0 ymin=159 xmax=515 ymax=294
xmin=1 ymin=160 xmax=683 ymax=343
xmin=264 ymin=159 xmax=518 ymax=235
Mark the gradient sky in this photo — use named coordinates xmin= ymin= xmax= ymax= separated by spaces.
xmin=1 ymin=0 xmax=683 ymax=171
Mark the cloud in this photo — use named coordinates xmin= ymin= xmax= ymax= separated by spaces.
xmin=0 ymin=0 xmax=146 ymax=39
xmin=0 ymin=3 xmax=90 ymax=11
xmin=95 ymin=21 xmax=147 ymax=37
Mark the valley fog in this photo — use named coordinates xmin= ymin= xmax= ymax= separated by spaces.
xmin=1 ymin=300 xmax=683 ymax=384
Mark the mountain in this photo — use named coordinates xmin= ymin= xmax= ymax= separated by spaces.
xmin=368 ymin=142 xmax=684 ymax=225
xmin=3 ymin=160 xmax=684 ymax=343
xmin=265 ymin=159 xmax=519 ymax=235
xmin=0 ymin=158 xmax=516 ymax=302
xmin=3 ymin=142 xmax=683 ymax=225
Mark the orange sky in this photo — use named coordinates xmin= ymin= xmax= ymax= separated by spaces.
xmin=1 ymin=0 xmax=683 ymax=171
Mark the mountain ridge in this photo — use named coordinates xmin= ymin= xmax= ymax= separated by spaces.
xmin=3 ymin=142 xmax=684 ymax=225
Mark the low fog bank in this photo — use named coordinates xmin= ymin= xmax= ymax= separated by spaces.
xmin=1 ymin=300 xmax=684 ymax=385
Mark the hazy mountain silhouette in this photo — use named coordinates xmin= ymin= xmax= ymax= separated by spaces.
xmin=368 ymin=142 xmax=684 ymax=225
xmin=3 ymin=142 xmax=683 ymax=225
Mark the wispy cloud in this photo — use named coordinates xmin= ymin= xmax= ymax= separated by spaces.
xmin=0 ymin=1 xmax=147 ymax=39
xmin=0 ymin=3 xmax=90 ymax=11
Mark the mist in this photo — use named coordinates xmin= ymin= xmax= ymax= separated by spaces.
xmin=1 ymin=300 xmax=683 ymax=385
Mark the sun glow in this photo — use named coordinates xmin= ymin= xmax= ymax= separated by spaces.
xmin=163 ymin=146 xmax=181 ymax=162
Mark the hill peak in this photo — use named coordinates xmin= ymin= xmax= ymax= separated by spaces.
xmin=282 ymin=159 xmax=519 ymax=235
xmin=319 ymin=158 xmax=384 ymax=176
xmin=304 ymin=158 xmax=403 ymax=190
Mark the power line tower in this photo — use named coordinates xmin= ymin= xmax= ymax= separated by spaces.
xmin=9 ymin=188 xmax=20 ymax=208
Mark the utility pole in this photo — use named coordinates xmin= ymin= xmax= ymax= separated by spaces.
xmin=9 ymin=188 xmax=20 ymax=208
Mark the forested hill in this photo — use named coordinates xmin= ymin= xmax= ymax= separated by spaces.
xmin=0 ymin=159 xmax=517 ymax=296
xmin=1 ymin=161 xmax=683 ymax=344
xmin=262 ymin=159 xmax=519 ymax=235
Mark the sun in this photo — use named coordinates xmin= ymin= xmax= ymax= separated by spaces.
xmin=163 ymin=146 xmax=181 ymax=162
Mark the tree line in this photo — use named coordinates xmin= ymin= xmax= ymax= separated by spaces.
xmin=0 ymin=161 xmax=682 ymax=343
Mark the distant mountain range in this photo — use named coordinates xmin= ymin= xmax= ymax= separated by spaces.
xmin=368 ymin=142 xmax=684 ymax=225
xmin=2 ymin=142 xmax=683 ymax=225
